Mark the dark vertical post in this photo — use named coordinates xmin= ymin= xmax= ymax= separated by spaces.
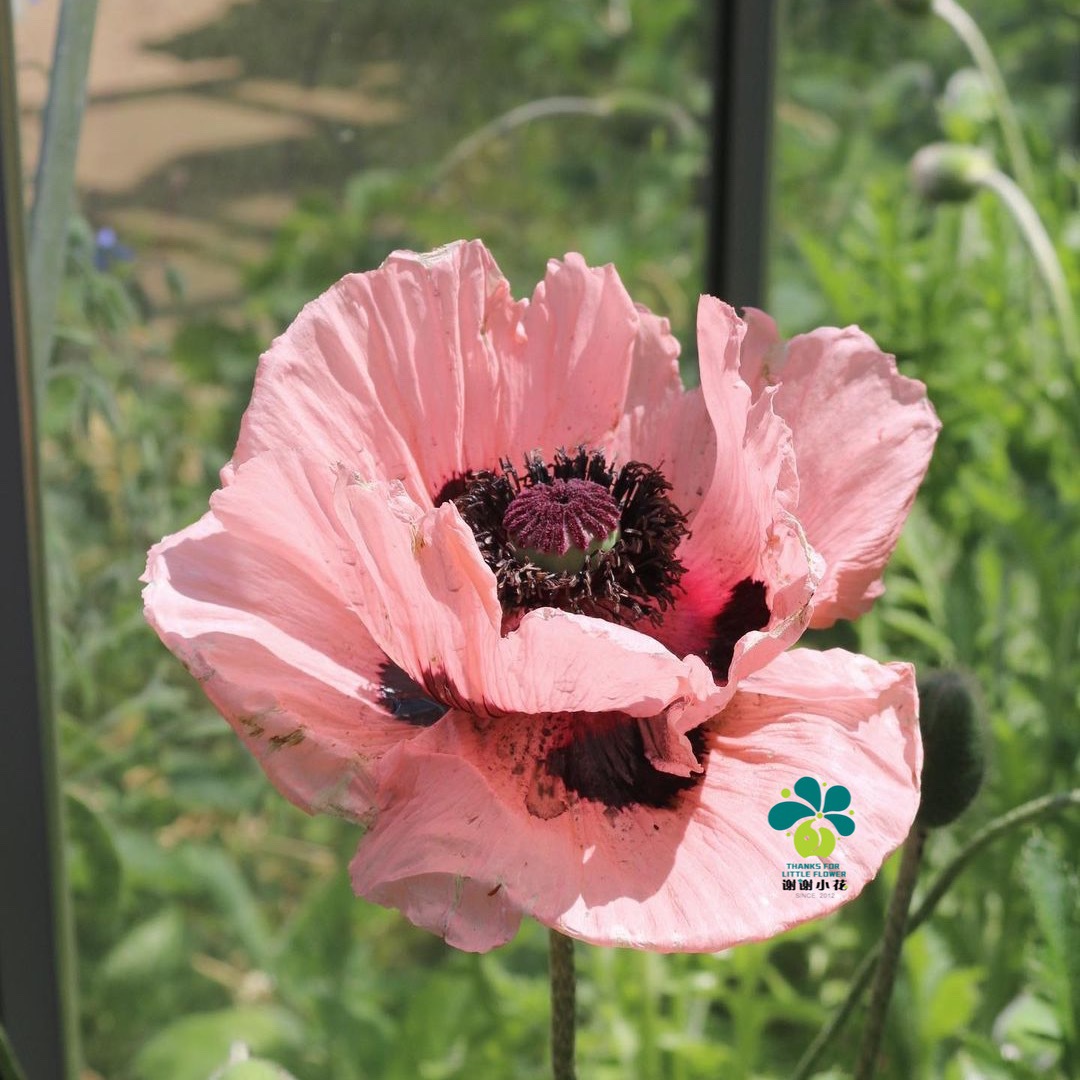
xmin=705 ymin=0 xmax=778 ymax=309
xmin=0 ymin=4 xmax=76 ymax=1077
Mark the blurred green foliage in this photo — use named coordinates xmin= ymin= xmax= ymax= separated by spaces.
xmin=38 ymin=0 xmax=1080 ymax=1076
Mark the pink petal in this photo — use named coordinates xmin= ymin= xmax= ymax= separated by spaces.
xmin=229 ymin=241 xmax=525 ymax=504
xmin=655 ymin=298 xmax=817 ymax=681
xmin=142 ymin=451 xmax=421 ymax=820
xmin=624 ymin=302 xmax=684 ymax=413
xmin=364 ymin=867 xmax=524 ymax=952
xmin=350 ymin=648 xmax=921 ymax=951
xmin=332 ymin=474 xmax=727 ymax=722
xmin=506 ymin=253 xmax=639 ymax=457
xmin=613 ymin=384 xmax=716 ymax=529
xmin=740 ymin=311 xmax=940 ymax=627
xmin=228 ymin=244 xmax=679 ymax=506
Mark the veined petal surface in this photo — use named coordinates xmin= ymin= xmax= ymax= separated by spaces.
xmin=740 ymin=309 xmax=940 ymax=626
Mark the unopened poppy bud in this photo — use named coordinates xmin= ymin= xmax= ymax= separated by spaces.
xmin=939 ymin=69 xmax=995 ymax=143
xmin=916 ymin=670 xmax=985 ymax=828
xmin=910 ymin=143 xmax=993 ymax=203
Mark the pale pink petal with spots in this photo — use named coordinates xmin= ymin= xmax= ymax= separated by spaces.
xmin=350 ymin=648 xmax=920 ymax=951
xmin=143 ymin=451 xmax=418 ymax=821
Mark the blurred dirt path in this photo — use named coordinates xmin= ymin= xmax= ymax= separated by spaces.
xmin=14 ymin=0 xmax=402 ymax=317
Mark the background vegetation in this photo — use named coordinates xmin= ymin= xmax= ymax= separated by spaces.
xmin=35 ymin=0 xmax=1080 ymax=1076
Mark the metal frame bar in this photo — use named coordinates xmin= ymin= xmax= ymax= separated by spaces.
xmin=0 ymin=4 xmax=75 ymax=1077
xmin=706 ymin=0 xmax=778 ymax=309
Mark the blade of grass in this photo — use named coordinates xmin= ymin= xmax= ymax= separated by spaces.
xmin=27 ymin=0 xmax=99 ymax=404
xmin=0 ymin=1020 xmax=29 ymax=1080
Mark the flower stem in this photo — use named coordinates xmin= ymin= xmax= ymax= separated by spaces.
xmin=793 ymin=789 xmax=1080 ymax=1080
xmin=931 ymin=0 xmax=1036 ymax=195
xmin=549 ymin=929 xmax=577 ymax=1080
xmin=853 ymin=826 xmax=927 ymax=1080
xmin=973 ymin=167 xmax=1080 ymax=365
xmin=906 ymin=788 xmax=1080 ymax=937
xmin=793 ymin=939 xmax=878 ymax=1080
xmin=436 ymin=91 xmax=700 ymax=179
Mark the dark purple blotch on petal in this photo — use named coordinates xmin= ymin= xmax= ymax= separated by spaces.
xmin=706 ymin=578 xmax=770 ymax=681
xmin=379 ymin=661 xmax=448 ymax=727
xmin=545 ymin=721 xmax=708 ymax=811
xmin=433 ymin=474 xmax=468 ymax=507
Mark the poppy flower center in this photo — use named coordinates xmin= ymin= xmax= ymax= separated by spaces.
xmin=437 ymin=446 xmax=688 ymax=627
xmin=502 ymin=478 xmax=621 ymax=573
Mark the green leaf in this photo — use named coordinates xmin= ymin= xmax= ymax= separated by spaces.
xmin=133 ymin=1006 xmax=304 ymax=1080
xmin=27 ymin=0 xmax=100 ymax=387
xmin=1021 ymin=835 xmax=1080 ymax=1046
xmin=879 ymin=607 xmax=958 ymax=663
xmin=212 ymin=1058 xmax=301 ymax=1080
xmin=992 ymin=991 xmax=1063 ymax=1070
xmin=925 ymin=967 xmax=982 ymax=1042
xmin=175 ymin=846 xmax=275 ymax=967
xmin=275 ymin=867 xmax=353 ymax=985
xmin=64 ymin=789 xmax=124 ymax=947
xmin=97 ymin=908 xmax=186 ymax=986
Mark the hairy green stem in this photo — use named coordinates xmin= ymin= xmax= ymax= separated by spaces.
xmin=973 ymin=167 xmax=1079 ymax=364
xmin=793 ymin=789 xmax=1080 ymax=1080
xmin=28 ymin=0 xmax=99 ymax=403
xmin=549 ymin=929 xmax=577 ymax=1080
xmin=931 ymin=0 xmax=1035 ymax=194
xmin=854 ymin=827 xmax=927 ymax=1079
xmin=906 ymin=789 xmax=1080 ymax=936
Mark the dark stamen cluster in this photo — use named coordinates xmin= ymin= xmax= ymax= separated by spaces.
xmin=447 ymin=446 xmax=688 ymax=626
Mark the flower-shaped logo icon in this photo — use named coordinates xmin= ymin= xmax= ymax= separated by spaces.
xmin=768 ymin=777 xmax=855 ymax=859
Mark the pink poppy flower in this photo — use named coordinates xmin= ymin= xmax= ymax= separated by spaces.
xmin=143 ymin=240 xmax=939 ymax=952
